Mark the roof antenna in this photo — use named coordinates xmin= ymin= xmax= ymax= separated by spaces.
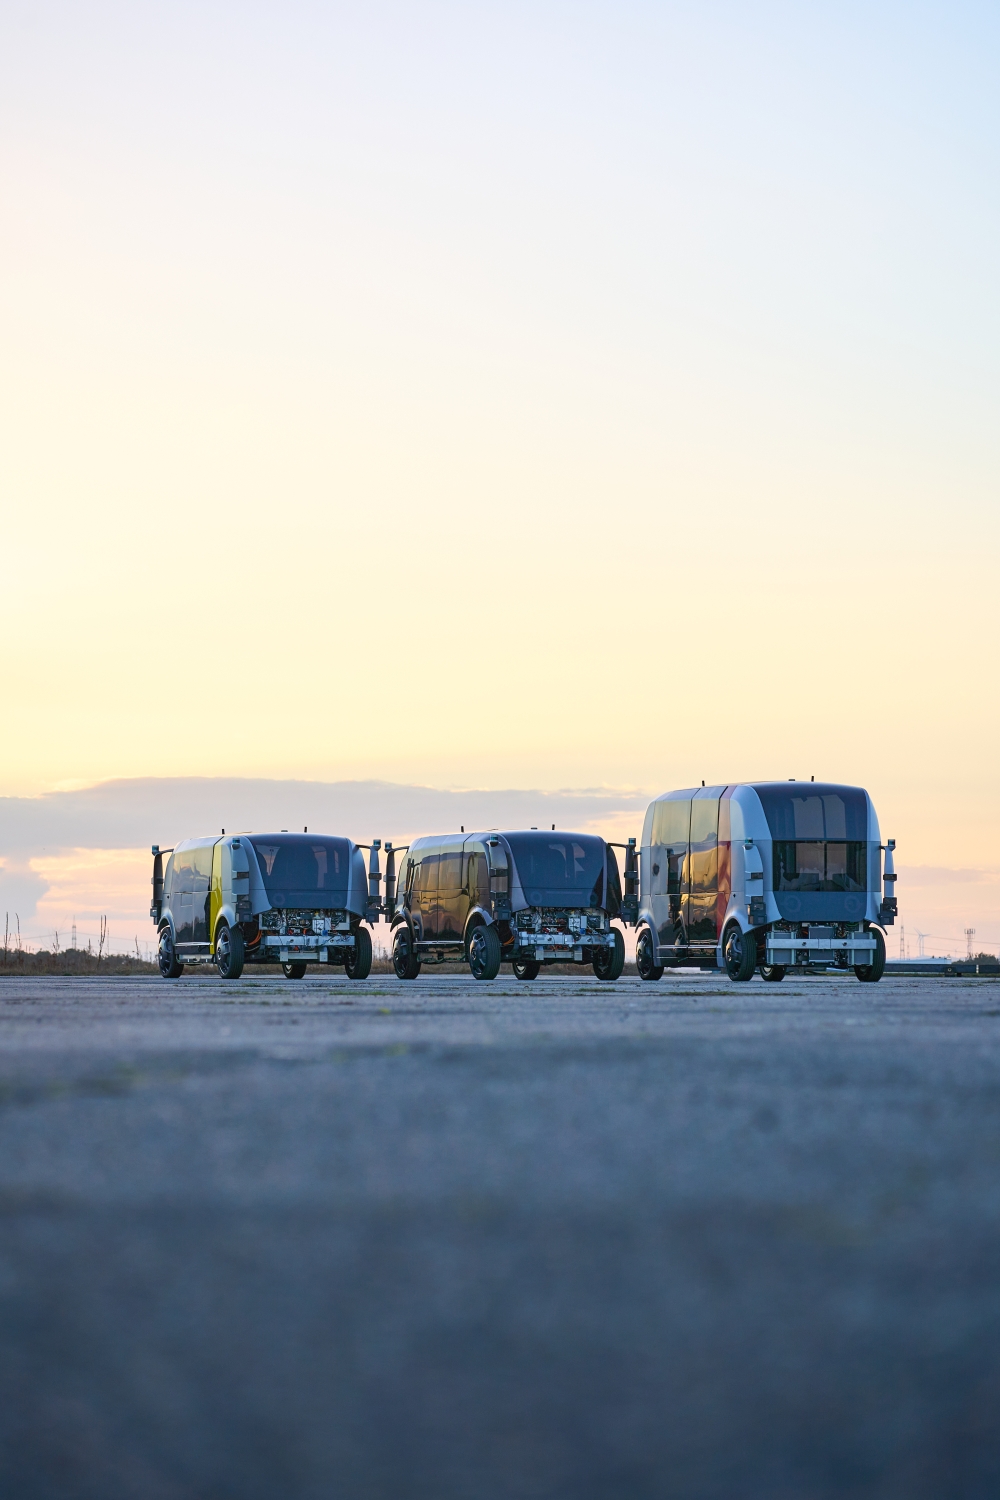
xmin=304 ymin=826 xmax=308 ymax=832
xmin=551 ymin=823 xmax=555 ymax=830
xmin=221 ymin=828 xmax=225 ymax=834
xmin=810 ymin=775 xmax=814 ymax=782
xmin=701 ymin=780 xmax=705 ymax=787
xmin=461 ymin=825 xmax=464 ymax=832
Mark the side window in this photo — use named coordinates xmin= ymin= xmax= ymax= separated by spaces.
xmin=191 ymin=845 xmax=214 ymax=888
xmin=605 ymin=847 xmax=622 ymax=914
xmin=688 ymin=798 xmax=720 ymax=893
xmin=466 ymin=851 xmax=489 ymax=906
xmin=439 ymin=853 xmax=463 ymax=893
xmin=414 ymin=853 xmax=439 ymax=894
xmin=172 ymin=847 xmax=197 ymax=892
xmin=652 ymin=800 xmax=690 ymax=894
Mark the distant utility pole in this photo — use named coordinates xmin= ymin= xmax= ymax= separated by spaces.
xmin=965 ymin=927 xmax=976 ymax=960
xmin=899 ymin=925 xmax=906 ymax=960
xmin=71 ymin=918 xmax=77 ymax=950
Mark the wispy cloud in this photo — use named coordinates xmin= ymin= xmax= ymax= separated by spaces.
xmin=899 ymin=866 xmax=1000 ymax=887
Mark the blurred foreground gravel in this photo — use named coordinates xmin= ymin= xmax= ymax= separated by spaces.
xmin=1 ymin=968 xmax=999 ymax=1499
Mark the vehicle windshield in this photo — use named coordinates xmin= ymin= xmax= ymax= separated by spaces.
xmin=753 ymin=784 xmax=868 ymax=841
xmin=506 ymin=832 xmax=606 ymax=908
xmin=250 ymin=836 xmax=352 ymax=908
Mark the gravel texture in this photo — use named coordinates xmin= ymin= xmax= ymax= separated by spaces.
xmin=1 ymin=968 xmax=999 ymax=1498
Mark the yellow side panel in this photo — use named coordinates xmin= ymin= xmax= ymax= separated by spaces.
xmin=210 ymin=841 xmax=224 ymax=953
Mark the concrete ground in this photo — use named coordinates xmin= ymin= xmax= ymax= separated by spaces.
xmin=1 ymin=967 xmax=999 ymax=1499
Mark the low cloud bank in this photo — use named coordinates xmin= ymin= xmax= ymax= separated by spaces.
xmin=0 ymin=778 xmax=649 ymax=859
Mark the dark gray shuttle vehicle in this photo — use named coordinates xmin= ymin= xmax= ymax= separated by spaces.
xmin=384 ymin=829 xmax=632 ymax=981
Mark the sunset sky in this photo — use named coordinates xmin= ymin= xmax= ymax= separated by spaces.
xmin=1 ymin=3 xmax=998 ymax=956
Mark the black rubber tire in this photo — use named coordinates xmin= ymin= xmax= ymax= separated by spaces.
xmin=346 ymin=926 xmax=373 ymax=980
xmin=636 ymin=928 xmax=664 ymax=982
xmin=513 ymin=959 xmax=541 ymax=981
xmin=392 ymin=928 xmax=421 ymax=980
xmin=723 ymin=921 xmax=757 ymax=982
xmin=759 ymin=964 xmax=786 ymax=982
xmin=468 ymin=923 xmax=502 ymax=981
xmin=215 ymin=922 xmax=245 ymax=979
xmin=282 ymin=961 xmax=307 ymax=979
xmin=593 ymin=928 xmax=626 ymax=982
xmin=157 ymin=927 xmax=183 ymax=979
xmin=855 ymin=928 xmax=886 ymax=983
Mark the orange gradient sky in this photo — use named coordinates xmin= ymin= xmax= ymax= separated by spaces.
xmin=1 ymin=3 xmax=999 ymax=956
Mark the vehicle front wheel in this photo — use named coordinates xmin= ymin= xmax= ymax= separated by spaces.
xmin=392 ymin=928 xmax=421 ymax=980
xmin=593 ymin=928 xmax=626 ymax=982
xmin=346 ymin=926 xmax=373 ymax=980
xmin=215 ymin=922 xmax=245 ymax=979
xmin=723 ymin=922 xmax=757 ymax=982
xmin=855 ymin=928 xmax=886 ymax=983
xmin=759 ymin=964 xmax=785 ymax=982
xmin=513 ymin=958 xmax=540 ymax=981
xmin=157 ymin=927 xmax=183 ymax=979
xmin=282 ymin=961 xmax=307 ymax=979
xmin=636 ymin=928 xmax=663 ymax=982
xmin=468 ymin=924 xmax=502 ymax=981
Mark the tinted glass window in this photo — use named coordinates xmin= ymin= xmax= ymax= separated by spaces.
xmin=465 ymin=850 xmax=489 ymax=906
xmin=605 ymin=848 xmax=623 ymax=916
xmin=652 ymin=799 xmax=691 ymax=850
xmin=774 ymin=841 xmax=867 ymax=893
xmin=171 ymin=847 xmax=198 ymax=891
xmin=688 ymin=797 xmax=719 ymax=894
xmin=250 ymin=836 xmax=351 ymax=907
xmin=439 ymin=853 xmax=463 ymax=892
xmin=755 ymin=785 xmax=867 ymax=841
xmin=507 ymin=833 xmax=606 ymax=907
xmin=191 ymin=844 xmax=215 ymax=885
xmin=413 ymin=853 xmax=439 ymax=893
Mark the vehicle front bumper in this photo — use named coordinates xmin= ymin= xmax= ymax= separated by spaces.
xmin=514 ymin=929 xmax=616 ymax=962
xmin=262 ymin=932 xmax=355 ymax=963
xmin=765 ymin=934 xmax=877 ymax=966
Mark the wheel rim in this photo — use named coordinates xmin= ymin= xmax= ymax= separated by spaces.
xmin=216 ymin=928 xmax=230 ymax=971
xmin=725 ymin=927 xmax=742 ymax=971
xmin=158 ymin=931 xmax=173 ymax=974
xmin=469 ymin=930 xmax=486 ymax=976
xmin=637 ymin=933 xmax=651 ymax=975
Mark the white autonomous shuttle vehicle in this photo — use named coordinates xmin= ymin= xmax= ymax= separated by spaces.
xmin=634 ymin=782 xmax=896 ymax=982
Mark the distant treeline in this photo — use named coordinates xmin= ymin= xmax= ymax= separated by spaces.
xmin=0 ymin=948 xmax=158 ymax=976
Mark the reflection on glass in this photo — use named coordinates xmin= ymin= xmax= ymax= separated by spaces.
xmin=686 ymin=894 xmax=717 ymax=942
xmin=250 ymin=836 xmax=351 ymax=906
xmin=755 ymin=786 xmax=866 ymax=841
xmin=438 ymin=854 xmax=463 ymax=892
xmin=652 ymin=799 xmax=691 ymax=848
xmin=414 ymin=853 xmax=439 ymax=894
xmin=506 ymin=833 xmax=606 ymax=906
xmin=773 ymin=841 xmax=867 ymax=893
